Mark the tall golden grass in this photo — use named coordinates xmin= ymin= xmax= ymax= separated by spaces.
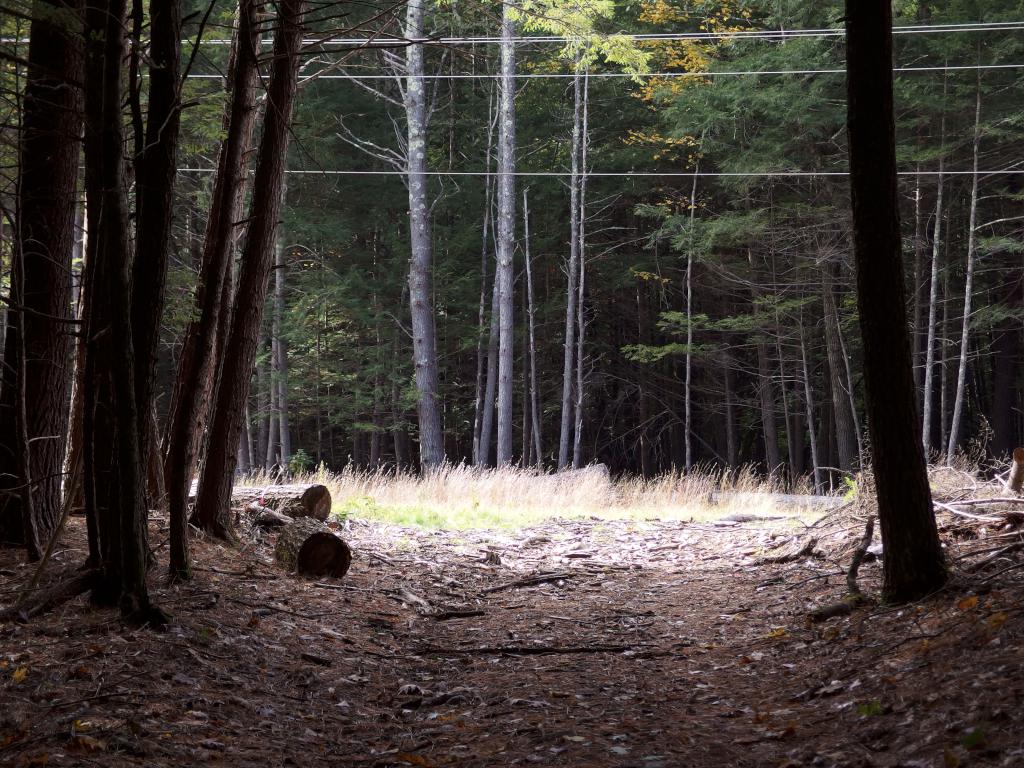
xmin=240 ymin=463 xmax=829 ymax=528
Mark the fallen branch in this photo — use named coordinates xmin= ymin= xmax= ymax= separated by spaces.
xmin=759 ymin=537 xmax=819 ymax=565
xmin=430 ymin=609 xmax=486 ymax=621
xmin=481 ymin=572 xmax=574 ymax=595
xmin=0 ymin=569 xmax=97 ymax=623
xmin=846 ymin=515 xmax=875 ymax=598
xmin=417 ymin=644 xmax=634 ymax=656
xmin=933 ymin=501 xmax=1002 ymax=523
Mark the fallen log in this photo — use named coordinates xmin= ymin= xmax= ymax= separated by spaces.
xmin=189 ymin=483 xmax=332 ymax=521
xmin=275 ymin=517 xmax=352 ymax=578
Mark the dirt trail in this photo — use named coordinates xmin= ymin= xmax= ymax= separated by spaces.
xmin=2 ymin=516 xmax=1023 ymax=767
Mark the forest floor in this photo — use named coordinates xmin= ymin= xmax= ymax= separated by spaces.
xmin=2 ymin=501 xmax=1024 ymax=768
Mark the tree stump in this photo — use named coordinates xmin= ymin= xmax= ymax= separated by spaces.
xmin=274 ymin=517 xmax=352 ymax=578
xmin=230 ymin=484 xmax=332 ymax=521
xmin=1009 ymin=448 xmax=1024 ymax=494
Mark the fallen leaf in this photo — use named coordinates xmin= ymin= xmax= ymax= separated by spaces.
xmin=395 ymin=753 xmax=434 ymax=767
xmin=68 ymin=735 xmax=107 ymax=753
xmin=12 ymin=667 xmax=27 ymax=683
xmin=987 ymin=612 xmax=1008 ymax=631
xmin=765 ymin=627 xmax=788 ymax=640
xmin=956 ymin=596 xmax=978 ymax=611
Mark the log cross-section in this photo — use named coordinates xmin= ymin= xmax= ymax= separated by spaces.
xmin=275 ymin=517 xmax=352 ymax=578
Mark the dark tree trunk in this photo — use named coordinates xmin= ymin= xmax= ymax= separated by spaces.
xmin=132 ymin=0 xmax=182 ymax=488
xmin=0 ymin=0 xmax=83 ymax=558
xmin=163 ymin=0 xmax=260 ymax=577
xmin=81 ymin=0 xmax=158 ymax=617
xmin=991 ymin=272 xmax=1023 ymax=457
xmin=193 ymin=0 xmax=305 ymax=538
xmin=823 ymin=265 xmax=858 ymax=471
xmin=845 ymin=0 xmax=945 ymax=602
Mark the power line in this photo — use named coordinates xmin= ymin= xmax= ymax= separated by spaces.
xmin=193 ymin=20 xmax=1024 ymax=47
xmin=186 ymin=62 xmax=1024 ymax=80
xmin=4 ymin=20 xmax=1023 ymax=48
xmin=177 ymin=168 xmax=1024 ymax=178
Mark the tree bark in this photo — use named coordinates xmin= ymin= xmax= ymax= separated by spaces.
xmin=404 ymin=0 xmax=445 ymax=470
xmin=495 ymin=2 xmax=517 ymax=466
xmin=81 ymin=0 xmax=157 ymax=617
xmin=822 ymin=264 xmax=858 ymax=471
xmin=274 ymin=516 xmax=351 ymax=578
xmin=274 ymin=233 xmax=293 ymax=465
xmin=164 ymin=0 xmax=261 ymax=578
xmin=193 ymin=0 xmax=306 ymax=538
xmin=946 ymin=72 xmax=983 ymax=464
xmin=844 ymin=0 xmax=945 ymax=602
xmin=522 ymin=188 xmax=543 ymax=467
xmin=558 ymin=66 xmax=583 ymax=471
xmin=921 ymin=79 xmax=947 ymax=457
xmin=572 ymin=70 xmax=590 ymax=470
xmin=0 ymin=0 xmax=83 ymax=558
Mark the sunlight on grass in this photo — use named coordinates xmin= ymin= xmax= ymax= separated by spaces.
xmin=241 ymin=463 xmax=834 ymax=531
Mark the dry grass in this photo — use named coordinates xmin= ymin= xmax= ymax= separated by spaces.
xmin=241 ymin=463 xmax=831 ymax=530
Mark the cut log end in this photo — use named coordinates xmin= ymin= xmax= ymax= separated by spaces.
xmin=275 ymin=517 xmax=351 ymax=578
xmin=1009 ymin=448 xmax=1024 ymax=494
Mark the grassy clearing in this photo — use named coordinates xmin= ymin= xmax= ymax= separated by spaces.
xmin=243 ymin=463 xmax=834 ymax=530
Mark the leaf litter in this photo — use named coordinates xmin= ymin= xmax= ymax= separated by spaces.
xmin=2 ymin=497 xmax=1024 ymax=768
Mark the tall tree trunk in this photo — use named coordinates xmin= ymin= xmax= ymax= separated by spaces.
xmin=472 ymin=103 xmax=495 ymax=465
xmin=822 ymin=264 xmax=858 ymax=471
xmin=557 ymin=66 xmax=583 ymax=471
xmin=522 ymin=188 xmax=542 ymax=467
xmin=274 ymin=233 xmax=292 ymax=465
xmin=193 ymin=0 xmax=305 ymax=538
xmin=404 ymin=0 xmax=444 ymax=470
xmin=81 ymin=0 xmax=157 ymax=616
xmin=0 ymin=0 xmax=83 ymax=558
xmin=722 ymin=350 xmax=738 ymax=468
xmin=132 ymin=0 xmax=182 ymax=495
xmin=991 ymin=272 xmax=1023 ymax=456
xmin=479 ymin=274 xmax=500 ymax=466
xmin=799 ymin=319 xmax=823 ymax=491
xmin=921 ymin=78 xmax=947 ymax=457
xmin=164 ymin=0 xmax=260 ymax=578
xmin=845 ymin=0 xmax=945 ymax=601
xmin=495 ymin=2 xmax=517 ymax=466
xmin=683 ymin=172 xmax=698 ymax=472
xmin=572 ymin=70 xmax=590 ymax=469
xmin=946 ymin=73 xmax=983 ymax=464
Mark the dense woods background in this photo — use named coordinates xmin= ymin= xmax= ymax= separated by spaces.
xmin=0 ymin=0 xmax=1021 ymax=604
xmin=86 ymin=0 xmax=1021 ymax=485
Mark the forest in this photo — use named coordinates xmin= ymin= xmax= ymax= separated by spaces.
xmin=2 ymin=0 xmax=1024 ymax=765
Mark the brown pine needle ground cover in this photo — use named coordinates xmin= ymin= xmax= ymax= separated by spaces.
xmin=3 ymin=471 xmax=1024 ymax=767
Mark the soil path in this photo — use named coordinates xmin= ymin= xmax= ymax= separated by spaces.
xmin=2 ymin=516 xmax=1022 ymax=767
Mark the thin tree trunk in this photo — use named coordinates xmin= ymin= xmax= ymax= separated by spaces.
xmin=164 ymin=0 xmax=260 ymax=577
xmin=683 ymin=171 xmax=698 ymax=472
xmin=946 ymin=73 xmax=983 ymax=464
xmin=274 ymin=227 xmax=292 ymax=466
xmin=921 ymin=77 xmax=947 ymax=457
xmin=823 ymin=265 xmax=858 ymax=471
xmin=472 ymin=97 xmax=495 ymax=465
xmin=404 ymin=0 xmax=444 ymax=470
xmin=572 ymin=70 xmax=590 ymax=470
xmin=558 ymin=65 xmax=582 ymax=471
xmin=495 ymin=2 xmax=517 ymax=466
xmin=799 ymin=319 xmax=823 ymax=491
xmin=845 ymin=0 xmax=945 ymax=601
xmin=193 ymin=0 xmax=305 ymax=538
xmin=522 ymin=188 xmax=542 ymax=467
xmin=479 ymin=273 xmax=500 ymax=466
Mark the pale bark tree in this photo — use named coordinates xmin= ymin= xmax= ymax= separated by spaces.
xmin=522 ymin=188 xmax=543 ymax=466
xmin=495 ymin=0 xmax=518 ymax=466
xmin=946 ymin=72 xmax=983 ymax=464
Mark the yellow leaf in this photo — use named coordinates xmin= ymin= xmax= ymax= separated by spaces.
xmin=12 ymin=666 xmax=27 ymax=683
xmin=957 ymin=596 xmax=979 ymax=611
xmin=988 ymin=612 xmax=1008 ymax=631
xmin=765 ymin=627 xmax=788 ymax=640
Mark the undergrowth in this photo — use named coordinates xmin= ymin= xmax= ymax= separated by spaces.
xmin=241 ymin=463 xmax=835 ymax=530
